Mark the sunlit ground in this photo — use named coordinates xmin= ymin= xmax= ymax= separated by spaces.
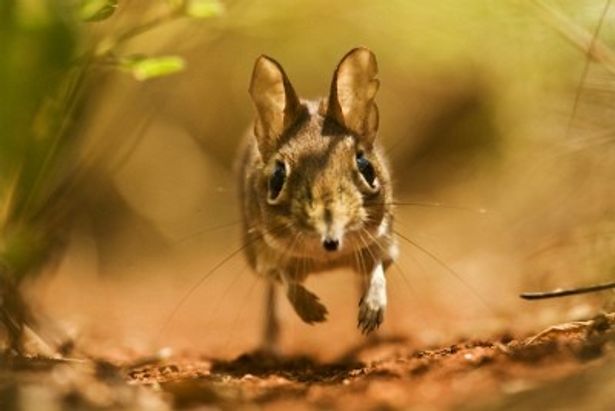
xmin=2 ymin=1 xmax=615 ymax=410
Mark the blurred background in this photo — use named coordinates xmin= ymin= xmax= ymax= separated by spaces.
xmin=1 ymin=0 xmax=614 ymax=360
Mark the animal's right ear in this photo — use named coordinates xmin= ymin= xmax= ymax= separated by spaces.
xmin=249 ymin=55 xmax=303 ymax=158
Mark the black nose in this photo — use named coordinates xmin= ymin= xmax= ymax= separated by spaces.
xmin=323 ymin=237 xmax=339 ymax=252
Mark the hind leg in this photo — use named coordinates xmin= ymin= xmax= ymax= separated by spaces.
xmin=261 ymin=280 xmax=280 ymax=353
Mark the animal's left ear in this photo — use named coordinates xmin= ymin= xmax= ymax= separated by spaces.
xmin=249 ymin=55 xmax=303 ymax=159
xmin=326 ymin=47 xmax=379 ymax=146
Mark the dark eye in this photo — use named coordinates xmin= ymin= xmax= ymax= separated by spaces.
xmin=269 ymin=160 xmax=286 ymax=200
xmin=356 ymin=152 xmax=376 ymax=188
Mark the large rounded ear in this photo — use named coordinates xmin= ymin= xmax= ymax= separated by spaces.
xmin=326 ymin=47 xmax=379 ymax=146
xmin=249 ymin=55 xmax=303 ymax=158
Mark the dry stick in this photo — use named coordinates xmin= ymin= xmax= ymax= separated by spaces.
xmin=522 ymin=2 xmax=615 ymax=301
xmin=393 ymin=229 xmax=495 ymax=314
xmin=520 ymin=281 xmax=615 ymax=300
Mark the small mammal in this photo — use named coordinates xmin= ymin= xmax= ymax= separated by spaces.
xmin=238 ymin=47 xmax=397 ymax=350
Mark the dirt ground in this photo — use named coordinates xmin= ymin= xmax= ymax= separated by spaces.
xmin=2 ymin=312 xmax=614 ymax=411
xmin=2 ymin=234 xmax=613 ymax=411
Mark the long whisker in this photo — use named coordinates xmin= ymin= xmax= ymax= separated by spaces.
xmin=360 ymin=227 xmax=430 ymax=325
xmin=372 ymin=201 xmax=491 ymax=215
xmin=156 ymin=244 xmax=248 ymax=342
xmin=356 ymin=229 xmax=381 ymax=304
xmin=361 ymin=227 xmax=417 ymax=297
xmin=201 ymin=261 xmax=249 ymax=332
xmin=351 ymin=244 xmax=364 ymax=290
xmin=393 ymin=228 xmax=495 ymax=314
xmin=223 ymin=273 xmax=262 ymax=349
xmin=173 ymin=220 xmax=241 ymax=245
xmin=281 ymin=230 xmax=301 ymax=275
xmin=157 ymin=221 xmax=292 ymax=339
xmin=223 ymin=227 xmax=301 ymax=349
xmin=387 ymin=218 xmax=432 ymax=280
xmin=355 ymin=232 xmax=369 ymax=289
xmin=358 ymin=230 xmax=378 ymax=266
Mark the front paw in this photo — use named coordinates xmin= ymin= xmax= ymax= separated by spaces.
xmin=287 ymin=284 xmax=328 ymax=324
xmin=357 ymin=296 xmax=385 ymax=335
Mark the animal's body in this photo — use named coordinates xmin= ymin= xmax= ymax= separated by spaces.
xmin=238 ymin=48 xmax=397 ymax=350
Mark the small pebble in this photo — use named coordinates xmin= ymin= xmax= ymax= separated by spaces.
xmin=241 ymin=373 xmax=256 ymax=381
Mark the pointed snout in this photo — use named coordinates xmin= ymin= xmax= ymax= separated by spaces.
xmin=307 ymin=192 xmax=350 ymax=253
xmin=321 ymin=206 xmax=345 ymax=252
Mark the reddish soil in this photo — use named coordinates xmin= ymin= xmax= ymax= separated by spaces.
xmin=3 ymin=313 xmax=613 ymax=410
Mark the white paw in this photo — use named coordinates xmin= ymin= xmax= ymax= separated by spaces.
xmin=358 ymin=294 xmax=385 ymax=334
xmin=357 ymin=263 xmax=387 ymax=334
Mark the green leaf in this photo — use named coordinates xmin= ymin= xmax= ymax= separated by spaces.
xmin=185 ymin=0 xmax=224 ymax=19
xmin=79 ymin=0 xmax=118 ymax=22
xmin=120 ymin=55 xmax=186 ymax=81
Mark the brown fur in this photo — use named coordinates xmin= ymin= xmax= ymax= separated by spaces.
xmin=237 ymin=48 xmax=396 ymax=345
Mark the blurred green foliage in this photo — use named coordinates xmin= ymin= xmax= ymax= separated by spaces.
xmin=0 ymin=1 xmax=77 ymax=280
xmin=0 ymin=0 xmax=224 ymax=352
xmin=0 ymin=0 xmax=226 ymax=285
xmin=119 ymin=55 xmax=186 ymax=81
xmin=79 ymin=0 xmax=118 ymax=22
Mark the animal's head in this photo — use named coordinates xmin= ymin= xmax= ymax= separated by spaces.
xmin=249 ymin=48 xmax=393 ymax=259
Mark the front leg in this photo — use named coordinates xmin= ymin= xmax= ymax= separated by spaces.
xmin=358 ymin=261 xmax=387 ymax=334
xmin=286 ymin=281 xmax=328 ymax=324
